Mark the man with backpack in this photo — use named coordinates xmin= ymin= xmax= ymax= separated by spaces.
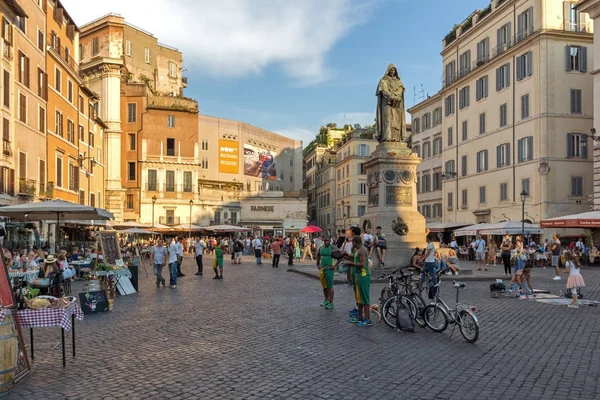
xmin=233 ymin=237 xmax=243 ymax=264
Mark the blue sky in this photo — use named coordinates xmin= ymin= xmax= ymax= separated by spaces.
xmin=65 ymin=0 xmax=485 ymax=145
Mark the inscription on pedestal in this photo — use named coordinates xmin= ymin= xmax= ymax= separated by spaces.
xmin=385 ymin=186 xmax=412 ymax=206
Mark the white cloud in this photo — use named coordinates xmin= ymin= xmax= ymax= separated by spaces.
xmin=272 ymin=128 xmax=314 ymax=144
xmin=62 ymin=0 xmax=376 ymax=84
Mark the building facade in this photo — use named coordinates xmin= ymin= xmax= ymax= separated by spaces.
xmin=315 ymin=149 xmax=336 ymax=236
xmin=576 ymin=0 xmax=600 ymax=211
xmin=333 ymin=129 xmax=377 ymax=233
xmin=408 ymin=93 xmax=444 ymax=223
xmin=411 ymin=0 xmax=595 ymax=233
xmin=1 ymin=0 xmax=35 ymax=205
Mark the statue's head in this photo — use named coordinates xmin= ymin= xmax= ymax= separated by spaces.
xmin=385 ymin=63 xmax=399 ymax=79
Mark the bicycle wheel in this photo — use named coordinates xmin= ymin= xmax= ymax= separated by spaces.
xmin=381 ymin=296 xmax=398 ymax=329
xmin=380 ymin=286 xmax=391 ymax=303
xmin=423 ymin=304 xmax=449 ymax=332
xmin=409 ymin=293 xmax=427 ymax=328
xmin=458 ymin=310 xmax=479 ymax=343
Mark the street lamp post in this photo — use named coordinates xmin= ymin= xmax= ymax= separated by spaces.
xmin=151 ymin=195 xmax=157 ymax=230
xmin=520 ymin=190 xmax=528 ymax=241
xmin=189 ymin=199 xmax=193 ymax=239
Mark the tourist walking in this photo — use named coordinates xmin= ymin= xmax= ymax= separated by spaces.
xmin=423 ymin=234 xmax=437 ymax=298
xmin=301 ymin=237 xmax=313 ymax=261
xmin=168 ymin=239 xmax=179 ymax=288
xmin=473 ymin=234 xmax=486 ymax=271
xmin=486 ymin=240 xmax=497 ymax=268
xmin=176 ymin=237 xmax=185 ymax=277
xmin=233 ymin=237 xmax=243 ymax=264
xmin=213 ymin=243 xmax=224 ymax=279
xmin=565 ymin=252 xmax=585 ymax=308
xmin=150 ymin=238 xmax=167 ymax=288
xmin=500 ymin=234 xmax=513 ymax=276
xmin=271 ymin=237 xmax=282 ymax=268
xmin=252 ymin=236 xmax=263 ymax=265
xmin=194 ymin=237 xmax=205 ymax=275
xmin=551 ymin=233 xmax=562 ymax=281
xmin=513 ymin=236 xmax=526 ymax=273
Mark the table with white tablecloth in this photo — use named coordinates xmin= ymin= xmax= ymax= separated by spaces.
xmin=8 ymin=270 xmax=40 ymax=286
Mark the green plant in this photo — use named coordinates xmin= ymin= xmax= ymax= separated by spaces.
xmin=444 ymin=25 xmax=459 ymax=44
xmin=138 ymin=74 xmax=154 ymax=92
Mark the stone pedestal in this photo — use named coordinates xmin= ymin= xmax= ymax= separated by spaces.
xmin=362 ymin=141 xmax=426 ymax=268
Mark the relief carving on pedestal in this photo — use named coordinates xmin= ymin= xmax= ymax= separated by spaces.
xmin=391 ymin=217 xmax=409 ymax=236
xmin=368 ymin=187 xmax=379 ymax=206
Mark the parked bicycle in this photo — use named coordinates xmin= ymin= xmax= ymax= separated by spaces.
xmin=378 ymin=269 xmax=426 ymax=329
xmin=422 ymin=280 xmax=480 ymax=343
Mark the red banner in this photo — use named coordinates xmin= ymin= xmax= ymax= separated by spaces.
xmin=540 ymin=219 xmax=600 ymax=228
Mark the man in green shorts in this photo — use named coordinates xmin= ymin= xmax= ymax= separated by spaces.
xmin=316 ymin=237 xmax=335 ymax=309
xmin=346 ymin=235 xmax=371 ymax=326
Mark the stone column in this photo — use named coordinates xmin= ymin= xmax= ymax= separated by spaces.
xmin=362 ymin=142 xmax=426 ymax=268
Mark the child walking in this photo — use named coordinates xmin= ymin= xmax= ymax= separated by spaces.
xmin=565 ymin=252 xmax=585 ymax=309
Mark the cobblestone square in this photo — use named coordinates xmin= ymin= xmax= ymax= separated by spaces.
xmin=6 ymin=256 xmax=600 ymax=399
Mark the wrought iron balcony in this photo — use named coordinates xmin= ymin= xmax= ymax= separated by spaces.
xmin=18 ymin=178 xmax=36 ymax=196
xmin=3 ymin=140 xmax=11 ymax=156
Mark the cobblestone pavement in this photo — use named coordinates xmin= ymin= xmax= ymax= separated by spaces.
xmin=6 ymin=254 xmax=600 ymax=399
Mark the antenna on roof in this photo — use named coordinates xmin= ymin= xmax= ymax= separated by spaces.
xmin=413 ymin=84 xmax=425 ymax=106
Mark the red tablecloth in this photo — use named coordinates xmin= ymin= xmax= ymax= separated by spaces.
xmin=17 ymin=302 xmax=83 ymax=331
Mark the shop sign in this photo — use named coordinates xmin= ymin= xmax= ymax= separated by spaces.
xmin=251 ymin=206 xmax=275 ymax=212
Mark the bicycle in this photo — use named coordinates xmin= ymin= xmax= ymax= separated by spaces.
xmin=422 ymin=280 xmax=480 ymax=343
xmin=379 ymin=269 xmax=426 ymax=329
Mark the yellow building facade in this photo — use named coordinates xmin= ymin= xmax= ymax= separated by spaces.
xmin=410 ymin=0 xmax=594 ymax=237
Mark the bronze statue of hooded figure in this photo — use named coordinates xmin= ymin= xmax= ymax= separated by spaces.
xmin=376 ymin=64 xmax=407 ymax=143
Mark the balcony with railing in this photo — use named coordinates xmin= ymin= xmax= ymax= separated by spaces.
xmin=3 ymin=140 xmax=11 ymax=157
xmin=182 ymin=76 xmax=187 ymax=87
xmin=40 ymin=182 xmax=54 ymax=199
xmin=18 ymin=178 xmax=36 ymax=197
xmin=159 ymin=216 xmax=180 ymax=225
xmin=47 ymin=39 xmax=80 ymax=78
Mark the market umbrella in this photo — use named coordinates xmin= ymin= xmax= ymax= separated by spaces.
xmin=110 ymin=221 xmax=149 ymax=229
xmin=150 ymin=223 xmax=171 ymax=230
xmin=172 ymin=224 xmax=204 ymax=231
xmin=0 ymin=199 xmax=114 ymax=252
xmin=204 ymin=225 xmax=251 ymax=232
xmin=477 ymin=221 xmax=542 ymax=235
xmin=301 ymin=225 xmax=322 ymax=233
xmin=117 ymin=228 xmax=160 ymax=235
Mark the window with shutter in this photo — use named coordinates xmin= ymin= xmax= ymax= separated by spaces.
xmin=571 ymin=176 xmax=583 ymax=197
xmin=479 ymin=113 xmax=486 ymax=134
xmin=461 ymin=189 xmax=468 ymax=207
xmin=500 ymin=183 xmax=508 ymax=201
xmin=461 ymin=155 xmax=467 ymax=176
xmin=447 ymin=127 xmax=453 ymax=146
xmin=18 ymin=152 xmax=26 ymax=180
xmin=3 ymin=70 xmax=9 ymax=108
xmin=462 ymin=121 xmax=468 ymax=141
xmin=19 ymin=93 xmax=26 ymax=123
xmin=521 ymin=94 xmax=530 ymax=119
xmin=56 ymin=156 xmax=62 ymax=187
xmin=570 ymin=89 xmax=582 ymax=114
xmin=479 ymin=186 xmax=486 ymax=204
xmin=500 ymin=103 xmax=507 ymax=127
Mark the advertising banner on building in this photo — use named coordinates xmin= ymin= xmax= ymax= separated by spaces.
xmin=218 ymin=139 xmax=239 ymax=174
xmin=243 ymin=144 xmax=276 ymax=180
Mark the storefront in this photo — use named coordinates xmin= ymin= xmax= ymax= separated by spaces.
xmin=240 ymin=193 xmax=308 ymax=237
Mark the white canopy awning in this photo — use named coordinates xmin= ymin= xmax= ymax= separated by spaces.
xmin=541 ymin=211 xmax=600 ymax=228
xmin=477 ymin=221 xmax=542 ymax=235
xmin=452 ymin=223 xmax=494 ymax=237
xmin=426 ymin=222 xmax=470 ymax=232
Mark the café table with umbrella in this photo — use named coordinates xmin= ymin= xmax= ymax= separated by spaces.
xmin=0 ymin=199 xmax=114 ymax=252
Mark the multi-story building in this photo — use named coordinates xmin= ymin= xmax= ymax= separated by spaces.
xmin=411 ymin=0 xmax=594 ymax=235
xmin=46 ymin=0 xmax=106 ymax=207
xmin=575 ymin=0 xmax=600 ymax=211
xmin=408 ymin=93 xmax=444 ymax=223
xmin=303 ymin=146 xmax=327 ymax=226
xmin=0 ymin=0 xmax=38 ymax=204
xmin=79 ymin=14 xmax=188 ymax=222
xmin=333 ymin=129 xmax=377 ymax=233
xmin=314 ymin=149 xmax=336 ymax=236
xmin=79 ymin=14 xmax=304 ymax=228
